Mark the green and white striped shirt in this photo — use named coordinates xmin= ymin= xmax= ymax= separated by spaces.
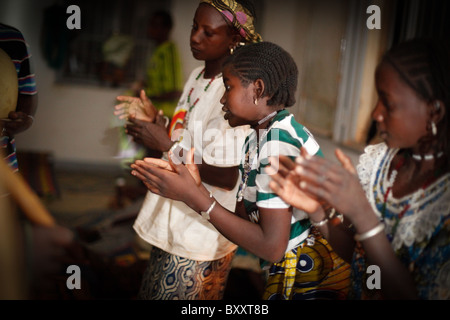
xmin=238 ymin=109 xmax=323 ymax=255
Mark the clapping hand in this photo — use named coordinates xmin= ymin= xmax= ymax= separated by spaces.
xmin=114 ymin=90 xmax=158 ymax=122
xmin=131 ymin=148 xmax=202 ymax=202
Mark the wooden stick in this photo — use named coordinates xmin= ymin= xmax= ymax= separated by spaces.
xmin=0 ymin=158 xmax=55 ymax=227
xmin=0 ymin=186 xmax=27 ymax=299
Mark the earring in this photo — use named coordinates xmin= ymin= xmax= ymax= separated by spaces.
xmin=230 ymin=47 xmax=234 ymax=55
xmin=254 ymin=98 xmax=258 ymax=105
xmin=431 ymin=121 xmax=437 ymax=136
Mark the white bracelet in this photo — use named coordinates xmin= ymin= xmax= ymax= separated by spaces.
xmin=311 ymin=207 xmax=340 ymax=227
xmin=27 ymin=115 xmax=35 ymax=122
xmin=328 ymin=208 xmax=344 ymax=224
xmin=354 ymin=223 xmax=385 ymax=242
xmin=201 ymin=200 xmax=216 ymax=221
xmin=310 ymin=217 xmax=328 ymax=227
xmin=163 ymin=116 xmax=169 ymax=128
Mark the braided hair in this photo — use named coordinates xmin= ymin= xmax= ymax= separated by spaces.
xmin=383 ymin=38 xmax=450 ymax=169
xmin=223 ymin=41 xmax=298 ymax=107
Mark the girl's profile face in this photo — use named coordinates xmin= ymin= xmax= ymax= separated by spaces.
xmin=221 ymin=65 xmax=258 ymax=128
xmin=372 ymin=62 xmax=429 ymax=149
xmin=190 ymin=4 xmax=234 ymax=62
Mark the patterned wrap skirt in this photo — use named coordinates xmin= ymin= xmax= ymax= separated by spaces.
xmin=138 ymin=246 xmax=235 ymax=300
xmin=263 ymin=228 xmax=351 ymax=300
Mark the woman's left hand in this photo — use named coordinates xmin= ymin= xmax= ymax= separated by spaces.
xmin=115 ymin=89 xmax=158 ymax=122
xmin=125 ymin=115 xmax=171 ymax=151
xmin=130 ymin=148 xmax=202 ymax=202
xmin=266 ymin=155 xmax=323 ymax=216
xmin=294 ymin=148 xmax=371 ymax=224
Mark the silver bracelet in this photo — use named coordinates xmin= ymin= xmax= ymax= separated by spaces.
xmin=163 ymin=116 xmax=169 ymax=128
xmin=201 ymin=199 xmax=216 ymax=221
xmin=310 ymin=216 xmax=328 ymax=227
xmin=354 ymin=223 xmax=385 ymax=242
xmin=27 ymin=114 xmax=35 ymax=122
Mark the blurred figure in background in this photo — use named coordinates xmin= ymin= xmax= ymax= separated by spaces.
xmin=112 ymin=10 xmax=183 ymax=178
xmin=0 ymin=22 xmax=38 ymax=172
xmin=137 ymin=10 xmax=183 ymax=118
xmin=0 ymin=23 xmax=85 ymax=300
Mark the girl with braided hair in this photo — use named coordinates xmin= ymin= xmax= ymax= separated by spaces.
xmin=268 ymin=38 xmax=450 ymax=299
xmin=131 ymin=41 xmax=351 ymax=300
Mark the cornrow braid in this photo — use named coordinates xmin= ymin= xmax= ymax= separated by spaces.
xmin=223 ymin=41 xmax=298 ymax=107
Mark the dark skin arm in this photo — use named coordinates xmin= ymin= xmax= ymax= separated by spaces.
xmin=116 ymin=90 xmax=239 ymax=190
xmin=196 ymin=163 xmax=238 ymax=191
xmin=269 ymin=149 xmax=418 ymax=299
xmin=268 ymin=154 xmax=356 ymax=262
xmin=126 ymin=116 xmax=239 ymax=191
xmin=2 ymin=94 xmax=38 ymax=136
xmin=130 ymin=156 xmax=291 ymax=263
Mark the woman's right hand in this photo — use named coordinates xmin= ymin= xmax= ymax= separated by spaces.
xmin=114 ymin=89 xmax=158 ymax=122
xmin=278 ymin=147 xmax=373 ymax=229
xmin=266 ymin=154 xmax=325 ymax=219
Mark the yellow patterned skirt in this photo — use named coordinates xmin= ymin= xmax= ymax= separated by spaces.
xmin=263 ymin=228 xmax=350 ymax=300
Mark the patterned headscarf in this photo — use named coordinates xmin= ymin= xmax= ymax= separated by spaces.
xmin=200 ymin=0 xmax=262 ymax=43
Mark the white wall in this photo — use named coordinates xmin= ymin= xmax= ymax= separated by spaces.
xmin=1 ymin=0 xmax=125 ymax=166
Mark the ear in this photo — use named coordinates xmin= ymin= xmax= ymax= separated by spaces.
xmin=430 ymin=99 xmax=446 ymax=123
xmin=229 ymin=34 xmax=243 ymax=51
xmin=253 ymin=78 xmax=265 ymax=100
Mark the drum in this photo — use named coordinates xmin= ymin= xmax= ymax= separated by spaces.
xmin=0 ymin=48 xmax=18 ymax=119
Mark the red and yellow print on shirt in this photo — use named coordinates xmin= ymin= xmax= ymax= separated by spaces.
xmin=168 ymin=108 xmax=187 ymax=140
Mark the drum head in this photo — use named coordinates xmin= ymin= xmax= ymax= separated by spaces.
xmin=0 ymin=48 xmax=18 ymax=119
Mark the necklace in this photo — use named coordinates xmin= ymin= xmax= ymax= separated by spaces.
xmin=237 ymin=111 xmax=280 ymax=202
xmin=256 ymin=110 xmax=278 ymax=126
xmin=411 ymin=151 xmax=443 ymax=161
xmin=382 ymin=152 xmax=441 ymax=241
xmin=183 ymin=68 xmax=216 ymax=127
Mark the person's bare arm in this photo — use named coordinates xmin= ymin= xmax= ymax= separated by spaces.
xmin=197 ymin=163 xmax=239 ymax=191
